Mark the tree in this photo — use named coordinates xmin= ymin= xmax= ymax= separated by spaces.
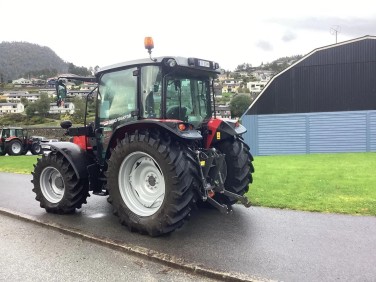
xmin=67 ymin=63 xmax=91 ymax=76
xmin=230 ymin=94 xmax=252 ymax=118
xmin=225 ymin=70 xmax=231 ymax=78
xmin=72 ymin=96 xmax=85 ymax=123
xmin=233 ymin=72 xmax=241 ymax=79
xmin=242 ymin=77 xmax=251 ymax=85
xmin=235 ymin=63 xmax=252 ymax=72
xmin=237 ymin=86 xmax=250 ymax=94
xmin=26 ymin=103 xmax=37 ymax=117
xmin=20 ymin=97 xmax=29 ymax=108
xmin=36 ymin=93 xmax=50 ymax=117
xmin=26 ymin=93 xmax=50 ymax=118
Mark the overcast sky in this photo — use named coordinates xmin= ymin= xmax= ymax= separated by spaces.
xmin=1 ymin=0 xmax=375 ymax=71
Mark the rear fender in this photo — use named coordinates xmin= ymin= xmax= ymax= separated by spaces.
xmin=5 ymin=136 xmax=21 ymax=143
xmin=205 ymin=118 xmax=247 ymax=148
xmin=106 ymin=120 xmax=202 ymax=159
xmin=45 ymin=142 xmax=90 ymax=179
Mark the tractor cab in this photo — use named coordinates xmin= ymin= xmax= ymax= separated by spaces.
xmin=55 ymin=45 xmax=223 ymax=162
xmin=93 ymin=55 xmax=222 ymax=162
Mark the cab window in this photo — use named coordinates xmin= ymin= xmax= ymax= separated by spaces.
xmin=98 ymin=68 xmax=137 ymax=125
xmin=140 ymin=66 xmax=162 ymax=118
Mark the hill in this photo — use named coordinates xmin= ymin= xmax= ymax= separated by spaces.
xmin=0 ymin=41 xmax=68 ymax=81
xmin=234 ymin=54 xmax=304 ymax=73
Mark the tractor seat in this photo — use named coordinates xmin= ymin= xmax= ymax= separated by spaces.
xmin=166 ymin=106 xmax=187 ymax=121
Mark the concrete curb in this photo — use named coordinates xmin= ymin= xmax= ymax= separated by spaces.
xmin=0 ymin=207 xmax=269 ymax=282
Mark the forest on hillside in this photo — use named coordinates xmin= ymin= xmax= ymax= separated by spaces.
xmin=0 ymin=41 xmax=91 ymax=82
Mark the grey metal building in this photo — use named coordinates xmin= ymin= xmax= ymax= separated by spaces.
xmin=241 ymin=35 xmax=376 ymax=155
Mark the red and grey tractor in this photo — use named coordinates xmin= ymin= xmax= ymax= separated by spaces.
xmin=31 ymin=38 xmax=254 ymax=236
xmin=0 ymin=127 xmax=43 ymax=156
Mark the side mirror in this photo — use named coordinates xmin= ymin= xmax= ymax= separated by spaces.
xmin=60 ymin=120 xmax=73 ymax=129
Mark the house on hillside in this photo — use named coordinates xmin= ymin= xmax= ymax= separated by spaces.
xmin=0 ymin=103 xmax=24 ymax=115
xmin=49 ymin=102 xmax=75 ymax=114
xmin=250 ymin=70 xmax=274 ymax=81
xmin=215 ymin=105 xmax=231 ymax=119
xmin=80 ymin=83 xmax=97 ymax=91
xmin=12 ymin=78 xmax=32 ymax=86
xmin=4 ymin=91 xmax=40 ymax=103
xmin=66 ymin=89 xmax=95 ymax=98
xmin=38 ymin=88 xmax=57 ymax=97
xmin=246 ymin=81 xmax=267 ymax=95
xmin=242 ymin=35 xmax=376 ymax=155
xmin=222 ymin=79 xmax=241 ymax=93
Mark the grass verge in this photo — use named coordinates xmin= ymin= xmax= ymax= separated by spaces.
xmin=247 ymin=152 xmax=376 ymax=216
xmin=0 ymin=155 xmax=39 ymax=174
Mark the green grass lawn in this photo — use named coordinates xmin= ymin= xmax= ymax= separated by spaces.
xmin=247 ymin=152 xmax=376 ymax=216
xmin=1 ymin=152 xmax=375 ymax=216
xmin=0 ymin=155 xmax=39 ymax=174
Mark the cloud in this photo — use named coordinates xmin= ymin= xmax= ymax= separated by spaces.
xmin=282 ymin=31 xmax=297 ymax=42
xmin=271 ymin=17 xmax=376 ymax=38
xmin=255 ymin=41 xmax=273 ymax=51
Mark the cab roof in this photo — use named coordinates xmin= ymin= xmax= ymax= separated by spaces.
xmin=96 ymin=56 xmax=221 ymax=76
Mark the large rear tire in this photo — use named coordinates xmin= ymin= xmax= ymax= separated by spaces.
xmin=107 ymin=130 xmax=197 ymax=236
xmin=8 ymin=139 xmax=23 ymax=156
xmin=215 ymin=138 xmax=254 ymax=205
xmin=31 ymin=152 xmax=89 ymax=213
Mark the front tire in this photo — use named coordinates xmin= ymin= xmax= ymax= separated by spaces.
xmin=215 ymin=138 xmax=254 ymax=205
xmin=31 ymin=142 xmax=43 ymax=155
xmin=31 ymin=152 xmax=89 ymax=213
xmin=107 ymin=130 xmax=197 ymax=236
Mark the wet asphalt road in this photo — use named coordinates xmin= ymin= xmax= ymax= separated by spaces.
xmin=0 ymin=172 xmax=375 ymax=282
xmin=0 ymin=214 xmax=216 ymax=282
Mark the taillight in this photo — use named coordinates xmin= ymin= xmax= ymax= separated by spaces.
xmin=178 ymin=123 xmax=186 ymax=131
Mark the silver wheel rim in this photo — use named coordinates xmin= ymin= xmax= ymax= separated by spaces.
xmin=40 ymin=167 xmax=65 ymax=203
xmin=11 ymin=142 xmax=22 ymax=154
xmin=119 ymin=151 xmax=165 ymax=216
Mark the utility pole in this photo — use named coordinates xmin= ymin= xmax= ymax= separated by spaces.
xmin=330 ymin=25 xmax=341 ymax=43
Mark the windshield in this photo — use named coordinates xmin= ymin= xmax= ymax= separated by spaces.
xmin=165 ymin=76 xmax=211 ymax=127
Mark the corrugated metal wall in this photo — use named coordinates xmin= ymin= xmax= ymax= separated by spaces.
xmin=371 ymin=112 xmax=376 ymax=152
xmin=246 ymin=37 xmax=376 ymax=115
xmin=242 ymin=110 xmax=376 ymax=156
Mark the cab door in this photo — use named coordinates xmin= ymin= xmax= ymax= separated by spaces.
xmin=96 ymin=67 xmax=138 ymax=164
